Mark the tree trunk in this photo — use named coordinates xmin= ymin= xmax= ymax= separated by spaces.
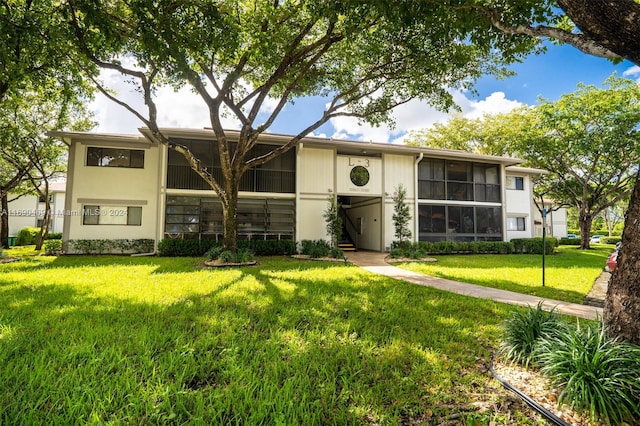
xmin=578 ymin=209 xmax=593 ymax=249
xmin=221 ymin=179 xmax=240 ymax=253
xmin=0 ymin=191 xmax=8 ymax=248
xmin=35 ymin=192 xmax=51 ymax=251
xmin=604 ymin=171 xmax=640 ymax=346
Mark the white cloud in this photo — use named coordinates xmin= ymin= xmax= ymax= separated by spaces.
xmin=89 ymin=67 xmax=278 ymax=134
xmin=328 ymin=91 xmax=523 ymax=144
xmin=89 ymin=64 xmax=523 ymax=143
xmin=622 ymin=65 xmax=640 ymax=82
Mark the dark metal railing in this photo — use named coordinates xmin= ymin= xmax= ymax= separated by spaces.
xmin=167 ymin=165 xmax=295 ymax=193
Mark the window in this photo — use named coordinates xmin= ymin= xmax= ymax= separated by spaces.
xmin=164 ymin=196 xmax=295 ymax=239
xmin=38 ymin=194 xmax=54 ymax=203
xmin=82 ymin=205 xmax=142 ymax=225
xmin=418 ymin=205 xmax=502 ymax=241
xmin=87 ymin=147 xmax=145 ymax=168
xmin=506 ymin=176 xmax=524 ymax=190
xmin=507 ymin=217 xmax=526 ymax=231
xmin=418 ymin=159 xmax=501 ymax=202
xmin=474 ymin=164 xmax=501 ymax=202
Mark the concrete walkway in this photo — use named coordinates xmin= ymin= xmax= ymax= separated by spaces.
xmin=346 ymin=251 xmax=603 ymax=320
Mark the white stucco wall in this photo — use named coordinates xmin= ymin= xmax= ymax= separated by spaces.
xmin=65 ymin=139 xmax=160 ymax=243
xmin=336 ymin=155 xmax=382 ymax=196
xmin=505 ymin=173 xmax=534 ymax=240
xmin=383 ymin=154 xmax=416 ymax=250
xmin=7 ymin=195 xmax=38 ymax=236
xmin=6 ymin=190 xmax=66 ymax=237
xmin=297 ymin=146 xmax=334 ymax=242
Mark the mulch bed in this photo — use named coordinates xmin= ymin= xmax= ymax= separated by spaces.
xmin=203 ymin=259 xmax=258 ymax=268
xmin=0 ymin=257 xmax=21 ymax=264
xmin=384 ymin=256 xmax=438 ymax=263
xmin=492 ymin=360 xmax=592 ymax=425
xmin=291 ymin=254 xmax=348 ymax=263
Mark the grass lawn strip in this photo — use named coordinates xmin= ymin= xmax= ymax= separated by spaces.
xmin=0 ymin=255 xmax=547 ymax=424
xmin=395 ymin=245 xmax=611 ymax=304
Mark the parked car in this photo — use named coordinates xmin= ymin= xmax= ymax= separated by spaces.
xmin=606 ymin=247 xmax=619 ymax=272
xmin=567 ymin=233 xmax=577 ymax=239
xmin=590 ymin=235 xmax=603 ymax=244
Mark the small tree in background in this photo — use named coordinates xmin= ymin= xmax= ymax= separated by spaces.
xmin=323 ymin=196 xmax=342 ymax=248
xmin=392 ymin=184 xmax=412 ymax=245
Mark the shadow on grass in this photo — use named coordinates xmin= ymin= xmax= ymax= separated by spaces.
xmin=0 ymin=256 xmax=519 ymax=424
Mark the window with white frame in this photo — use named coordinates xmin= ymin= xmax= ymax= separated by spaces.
xmin=82 ymin=205 xmax=142 ymax=226
xmin=507 ymin=217 xmax=526 ymax=231
xmin=506 ymin=176 xmax=524 ymax=190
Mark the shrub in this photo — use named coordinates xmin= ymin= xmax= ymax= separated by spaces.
xmin=43 ymin=239 xmax=63 ymax=255
xmin=537 ymin=323 xmax=640 ymax=425
xmin=45 ymin=233 xmax=62 ymax=240
xmin=157 ymin=239 xmax=218 ymax=257
xmin=329 ymin=247 xmax=344 ymax=259
xmin=511 ymin=237 xmax=556 ymax=254
xmin=242 ymin=239 xmax=296 ymax=256
xmin=390 ymin=241 xmax=514 ymax=256
xmin=15 ymin=227 xmax=40 ymax=246
xmin=498 ymin=303 xmax=567 ymax=368
xmin=206 ymin=245 xmax=224 ymax=260
xmin=69 ymin=239 xmax=155 ymax=255
xmin=159 ymin=238 xmax=295 ymax=257
xmin=299 ymin=240 xmax=330 ymax=258
xmin=235 ymin=248 xmax=254 ymax=263
xmin=601 ymin=236 xmax=621 ymax=245
xmin=219 ymin=250 xmax=235 ymax=263
xmin=559 ymin=237 xmax=582 ymax=245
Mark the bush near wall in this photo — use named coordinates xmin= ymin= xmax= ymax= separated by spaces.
xmin=15 ymin=227 xmax=41 ymax=246
xmin=390 ymin=241 xmax=514 ymax=256
xmin=559 ymin=237 xmax=582 ymax=245
xmin=69 ymin=239 xmax=155 ymax=255
xmin=45 ymin=233 xmax=62 ymax=240
xmin=511 ymin=237 xmax=557 ymax=255
xmin=43 ymin=239 xmax=63 ymax=255
xmin=157 ymin=238 xmax=297 ymax=257
xmin=602 ymin=236 xmax=621 ymax=244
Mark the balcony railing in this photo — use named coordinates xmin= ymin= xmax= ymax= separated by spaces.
xmin=167 ymin=165 xmax=295 ymax=193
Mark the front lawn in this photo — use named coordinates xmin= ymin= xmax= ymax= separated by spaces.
xmin=395 ymin=245 xmax=612 ymax=304
xmin=0 ymin=255 xmax=541 ymax=424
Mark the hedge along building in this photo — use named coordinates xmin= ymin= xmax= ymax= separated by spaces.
xmin=50 ymin=128 xmax=559 ymax=253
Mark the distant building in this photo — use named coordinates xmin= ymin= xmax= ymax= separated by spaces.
xmin=6 ymin=181 xmax=66 ymax=238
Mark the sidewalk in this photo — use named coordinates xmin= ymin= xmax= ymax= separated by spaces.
xmin=347 ymin=251 xmax=603 ymax=320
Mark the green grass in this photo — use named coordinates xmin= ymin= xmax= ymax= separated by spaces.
xmin=0 ymin=254 xmax=541 ymax=425
xmin=395 ymin=245 xmax=611 ymax=303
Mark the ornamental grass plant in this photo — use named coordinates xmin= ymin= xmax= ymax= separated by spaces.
xmin=498 ymin=302 xmax=567 ymax=367
xmin=498 ymin=303 xmax=640 ymax=425
xmin=536 ymin=323 xmax=640 ymax=425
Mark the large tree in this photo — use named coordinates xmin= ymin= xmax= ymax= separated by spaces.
xmin=0 ymin=83 xmax=93 ymax=248
xmin=519 ymin=77 xmax=640 ymax=249
xmin=1 ymin=0 xmax=94 ymax=247
xmin=63 ymin=0 xmax=540 ymax=252
xmin=477 ymin=0 xmax=640 ymax=346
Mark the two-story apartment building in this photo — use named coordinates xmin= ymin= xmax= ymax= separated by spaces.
xmin=51 ymin=128 xmax=559 ymax=252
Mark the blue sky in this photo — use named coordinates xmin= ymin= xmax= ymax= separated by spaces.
xmin=91 ymin=41 xmax=639 ymax=144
